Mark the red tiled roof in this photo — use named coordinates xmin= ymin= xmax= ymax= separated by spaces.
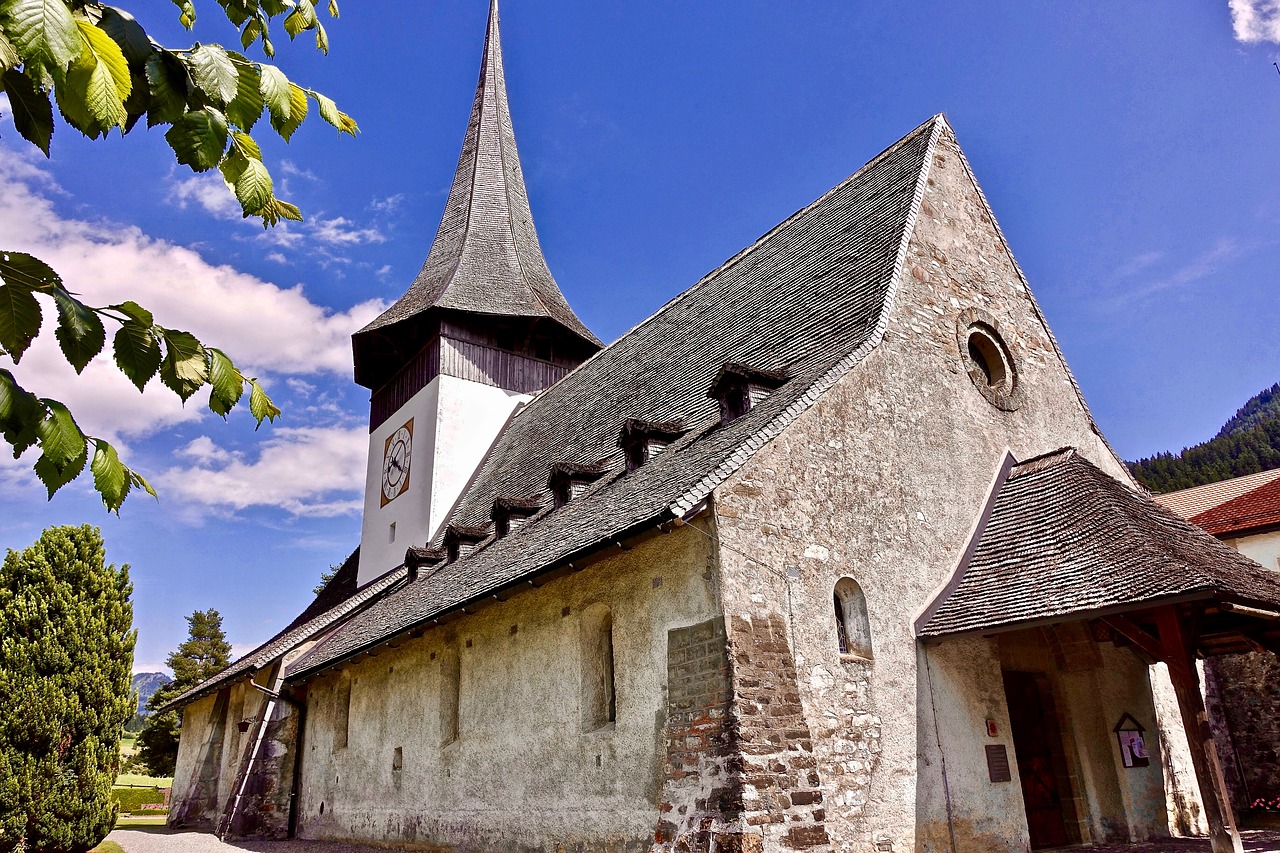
xmin=1191 ymin=475 xmax=1280 ymax=537
xmin=1155 ymin=468 xmax=1280 ymax=520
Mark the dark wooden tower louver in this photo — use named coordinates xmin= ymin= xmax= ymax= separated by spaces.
xmin=351 ymin=0 xmax=601 ymax=429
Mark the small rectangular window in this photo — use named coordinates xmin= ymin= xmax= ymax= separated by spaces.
xmin=333 ymin=677 xmax=351 ymax=752
xmin=440 ymin=648 xmax=460 ymax=746
xmin=388 ymin=522 xmax=397 ymax=544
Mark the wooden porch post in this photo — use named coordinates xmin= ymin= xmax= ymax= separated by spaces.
xmin=1154 ymin=606 xmax=1243 ymax=853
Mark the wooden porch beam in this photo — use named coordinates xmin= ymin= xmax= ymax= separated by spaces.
xmin=1153 ymin=606 xmax=1243 ymax=853
xmin=1100 ymin=615 xmax=1165 ymax=663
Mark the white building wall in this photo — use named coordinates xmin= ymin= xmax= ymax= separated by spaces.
xmin=1225 ymin=529 xmax=1280 ymax=573
xmin=358 ymin=374 xmax=528 ymax=586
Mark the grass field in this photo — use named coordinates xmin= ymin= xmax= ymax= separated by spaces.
xmin=114 ymin=814 xmax=167 ymax=827
xmin=116 ymin=772 xmax=173 ymax=787
xmin=91 ymin=841 xmax=127 ymax=853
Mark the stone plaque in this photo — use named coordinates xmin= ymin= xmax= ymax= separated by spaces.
xmin=985 ymin=744 xmax=1012 ymax=783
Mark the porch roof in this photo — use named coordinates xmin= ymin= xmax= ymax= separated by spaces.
xmin=917 ymin=449 xmax=1280 ymax=643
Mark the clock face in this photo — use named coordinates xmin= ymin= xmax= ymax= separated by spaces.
xmin=380 ymin=419 xmax=413 ymax=507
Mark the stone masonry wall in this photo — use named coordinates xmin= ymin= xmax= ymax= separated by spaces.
xmin=1206 ymin=653 xmax=1280 ymax=813
xmin=729 ymin=613 xmax=831 ymax=850
xmin=711 ymin=123 xmax=1167 ymax=852
xmin=654 ymin=616 xmax=743 ymax=852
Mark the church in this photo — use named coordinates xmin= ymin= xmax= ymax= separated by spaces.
xmin=161 ymin=4 xmax=1280 ymax=851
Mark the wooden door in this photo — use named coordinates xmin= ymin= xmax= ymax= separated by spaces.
xmin=1003 ymin=670 xmax=1071 ymax=849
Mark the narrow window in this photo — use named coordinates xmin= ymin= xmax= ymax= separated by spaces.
xmin=834 ymin=577 xmax=873 ymax=660
xmin=440 ymin=647 xmax=460 ymax=746
xmin=581 ymin=605 xmax=617 ymax=730
xmin=388 ymin=522 xmax=397 ymax=544
xmin=333 ymin=675 xmax=351 ymax=751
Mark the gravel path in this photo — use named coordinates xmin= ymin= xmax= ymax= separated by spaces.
xmin=107 ymin=827 xmax=1280 ymax=853
xmin=107 ymin=828 xmax=414 ymax=853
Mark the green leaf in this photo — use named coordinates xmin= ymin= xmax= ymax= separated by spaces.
xmin=230 ymin=129 xmax=260 ymax=159
xmin=34 ymin=398 xmax=84 ymax=467
xmin=90 ymin=439 xmax=129 ymax=511
xmin=158 ymin=329 xmax=207 ymax=401
xmin=107 ymin=300 xmax=153 ymax=326
xmin=56 ymin=19 xmax=132 ymax=137
xmin=326 ymin=0 xmax=338 ymax=18
xmin=143 ymin=51 xmax=188 ymax=126
xmin=129 ymin=467 xmax=157 ymax=498
xmin=97 ymin=6 xmax=152 ymax=67
xmin=0 ymin=28 xmax=20 ymax=70
xmin=260 ymin=0 xmax=290 ymax=17
xmin=260 ymin=31 xmax=274 ymax=59
xmin=51 ymin=287 xmax=105 ymax=372
xmin=0 ymin=249 xmax=58 ymax=357
xmin=185 ymin=43 xmax=237 ymax=106
xmin=310 ymin=90 xmax=355 ymax=135
xmin=247 ymin=378 xmax=279 ymax=426
xmin=33 ymin=399 xmax=87 ymax=498
xmin=0 ymin=0 xmax=81 ymax=79
xmin=112 ymin=319 xmax=161 ymax=390
xmin=232 ymin=157 xmax=272 ymax=216
xmin=170 ymin=0 xmax=195 ymax=29
xmin=218 ymin=144 xmax=249 ymax=187
xmin=258 ymin=64 xmax=289 ymax=120
xmin=260 ymin=196 xmax=301 ymax=226
xmin=240 ymin=17 xmax=261 ymax=50
xmin=2 ymin=68 xmax=53 ymax=155
xmin=164 ymin=106 xmax=227 ymax=172
xmin=282 ymin=0 xmax=313 ymax=39
xmin=0 ymin=368 xmax=44 ymax=454
xmin=314 ymin=21 xmax=327 ymax=55
xmin=207 ymin=348 xmax=242 ymax=417
xmin=225 ymin=59 xmax=262 ymax=131
xmin=121 ymin=65 xmax=148 ymax=132
xmin=269 ymin=81 xmax=306 ymax=140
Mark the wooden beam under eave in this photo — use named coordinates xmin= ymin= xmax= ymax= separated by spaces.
xmin=1101 ymin=614 xmax=1165 ymax=664
xmin=1153 ymin=606 xmax=1243 ymax=853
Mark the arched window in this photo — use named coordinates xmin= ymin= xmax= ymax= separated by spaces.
xmin=834 ymin=577 xmax=873 ymax=660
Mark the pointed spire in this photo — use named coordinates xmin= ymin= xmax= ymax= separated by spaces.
xmin=354 ymin=0 xmax=600 ymax=387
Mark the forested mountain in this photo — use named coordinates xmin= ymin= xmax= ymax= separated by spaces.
xmin=1130 ymin=383 xmax=1280 ymax=494
xmin=132 ymin=672 xmax=170 ymax=716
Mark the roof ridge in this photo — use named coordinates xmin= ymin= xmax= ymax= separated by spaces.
xmin=669 ymin=115 xmax=947 ymax=516
xmin=505 ymin=115 xmax=948 ymax=424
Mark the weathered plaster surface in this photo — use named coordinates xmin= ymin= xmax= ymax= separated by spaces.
xmin=297 ymin=521 xmax=719 ymax=851
xmin=358 ymin=375 xmax=528 ymax=586
xmin=707 ymin=128 xmax=1170 ymax=852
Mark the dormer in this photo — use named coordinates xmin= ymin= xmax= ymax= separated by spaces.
xmin=618 ymin=418 xmax=687 ymax=473
xmin=444 ymin=525 xmax=489 ymax=562
xmin=707 ymin=363 xmax=788 ymax=424
xmin=404 ymin=546 xmax=447 ymax=582
xmin=492 ymin=496 xmax=542 ymax=538
xmin=548 ymin=461 xmax=610 ymax=509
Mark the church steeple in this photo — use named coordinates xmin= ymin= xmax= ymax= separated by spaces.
xmin=355 ymin=3 xmax=600 ymax=586
xmin=352 ymin=0 xmax=601 ymax=391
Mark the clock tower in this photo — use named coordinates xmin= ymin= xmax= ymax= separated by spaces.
xmin=352 ymin=0 xmax=601 ymax=585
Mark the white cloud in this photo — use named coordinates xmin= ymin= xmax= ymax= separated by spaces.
xmin=309 ymin=216 xmax=387 ymax=246
xmin=279 ymin=160 xmax=318 ymax=181
xmin=0 ymin=153 xmax=386 ymax=512
xmin=369 ymin=193 xmax=406 ymax=214
xmin=170 ymin=173 xmax=242 ymax=221
xmin=157 ymin=425 xmax=367 ymax=517
xmin=1 ymin=155 xmax=386 ymax=399
xmin=1230 ymin=0 xmax=1280 ymax=42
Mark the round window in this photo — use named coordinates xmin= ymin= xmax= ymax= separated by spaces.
xmin=955 ymin=310 xmax=1022 ymax=411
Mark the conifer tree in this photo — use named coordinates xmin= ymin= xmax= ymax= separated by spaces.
xmin=136 ymin=608 xmax=232 ymax=777
xmin=0 ymin=525 xmax=135 ymax=853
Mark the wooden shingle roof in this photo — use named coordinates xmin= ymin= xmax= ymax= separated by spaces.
xmin=352 ymin=1 xmax=599 ymax=388
xmin=1155 ymin=467 xmax=1280 ymax=521
xmin=288 ymin=115 xmax=946 ymax=681
xmin=918 ymin=449 xmax=1280 ymax=638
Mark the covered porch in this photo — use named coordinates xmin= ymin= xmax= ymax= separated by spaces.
xmin=917 ymin=449 xmax=1280 ymax=853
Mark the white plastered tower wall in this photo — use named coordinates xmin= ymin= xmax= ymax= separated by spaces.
xmin=358 ymin=375 xmax=528 ymax=586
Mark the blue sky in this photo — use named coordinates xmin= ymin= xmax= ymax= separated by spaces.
xmin=1 ymin=1 xmax=1278 ymax=671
